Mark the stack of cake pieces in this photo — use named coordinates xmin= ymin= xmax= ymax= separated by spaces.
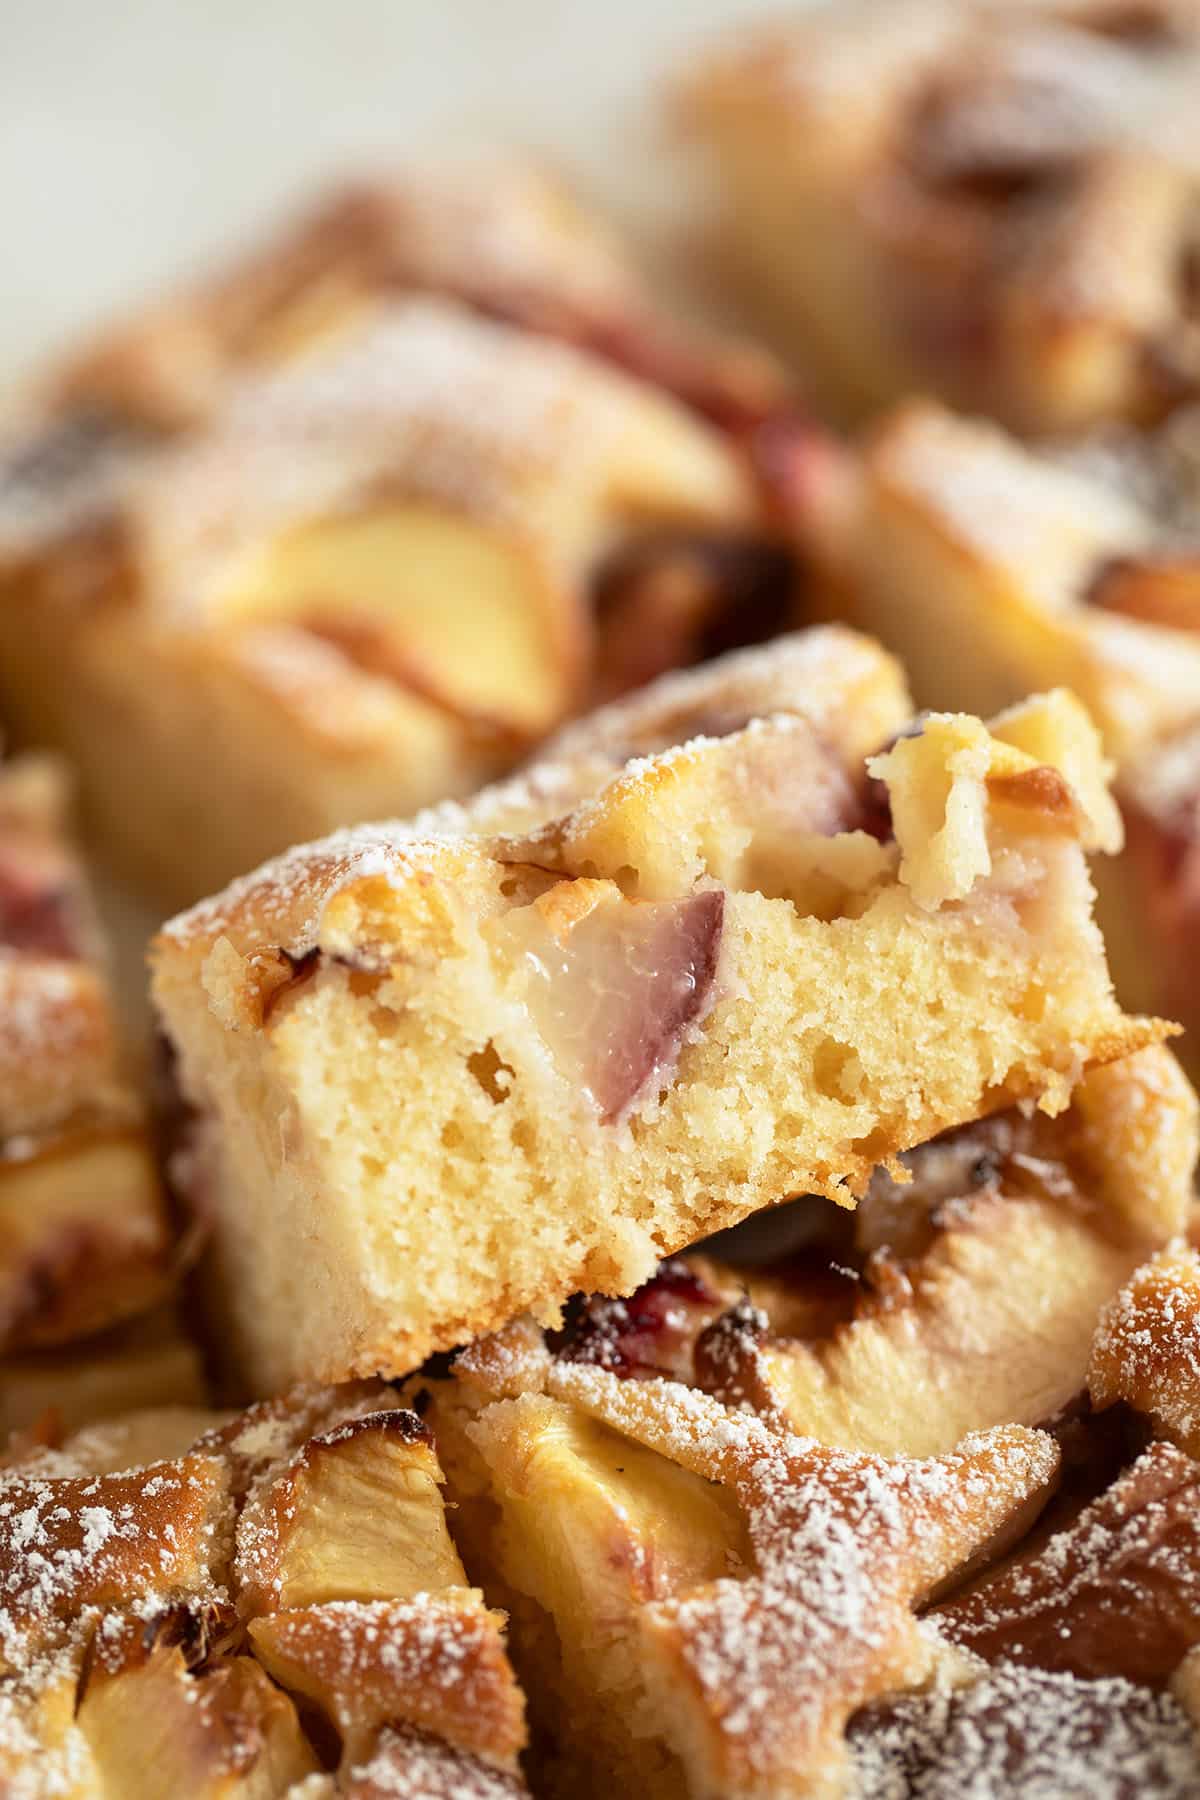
xmin=0 ymin=628 xmax=1181 ymax=1798
xmin=3 ymin=107 xmax=1200 ymax=1800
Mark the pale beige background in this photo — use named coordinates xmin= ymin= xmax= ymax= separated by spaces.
xmin=2 ymin=0 xmax=799 ymax=392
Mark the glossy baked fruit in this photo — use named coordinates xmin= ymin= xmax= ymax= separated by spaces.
xmin=409 ymin=1041 xmax=1198 ymax=1798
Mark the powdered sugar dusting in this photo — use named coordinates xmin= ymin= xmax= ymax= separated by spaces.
xmin=850 ymin=1663 xmax=1200 ymax=1798
xmin=0 ymin=1454 xmax=227 ymax=1668
xmin=1090 ymin=1245 xmax=1200 ymax=1447
xmin=158 ymin=820 xmax=442 ymax=954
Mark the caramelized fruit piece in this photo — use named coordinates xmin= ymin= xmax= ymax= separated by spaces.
xmin=216 ymin=502 xmax=581 ymax=743
xmin=697 ymin=1187 xmax=1137 ymax=1457
xmin=77 ymin=1620 xmax=318 ymax=1800
xmin=1087 ymin=552 xmax=1200 ymax=633
xmin=468 ymin=1389 xmax=750 ymax=1652
xmin=235 ymin=1408 xmax=465 ymax=1616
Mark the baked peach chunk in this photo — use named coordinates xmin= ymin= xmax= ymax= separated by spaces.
xmin=151 ymin=632 xmax=1157 ymax=1393
xmin=676 ymin=0 xmax=1200 ymax=434
xmin=418 ymin=1313 xmax=1058 ymax=1799
xmin=0 ymin=164 xmax=812 ymax=911
xmin=694 ymin=1046 xmax=1196 ymax=1457
xmin=0 ymin=753 xmax=179 ymax=1433
xmin=0 ymin=1383 xmax=529 ymax=1797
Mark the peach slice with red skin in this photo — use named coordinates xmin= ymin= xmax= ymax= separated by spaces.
xmin=494 ymin=882 xmax=725 ymax=1123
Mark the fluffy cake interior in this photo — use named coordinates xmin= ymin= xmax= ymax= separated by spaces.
xmin=153 ymin=638 xmax=1157 ymax=1395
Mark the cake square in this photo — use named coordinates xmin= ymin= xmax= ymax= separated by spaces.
xmin=413 ymin=1040 xmax=1195 ymax=1796
xmin=0 ymin=1383 xmax=529 ymax=1796
xmin=152 ymin=630 xmax=1161 ymax=1394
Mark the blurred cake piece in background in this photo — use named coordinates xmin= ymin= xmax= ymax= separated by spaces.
xmin=676 ymin=0 xmax=1200 ymax=434
xmin=0 ymin=164 xmax=825 ymax=909
xmin=802 ymin=399 xmax=1200 ymax=755
xmin=795 ymin=397 xmax=1200 ymax=1068
xmin=0 ymin=750 xmax=199 ymax=1434
xmin=42 ymin=158 xmax=791 ymax=442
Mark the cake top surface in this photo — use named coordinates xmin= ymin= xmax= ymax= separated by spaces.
xmin=154 ymin=627 xmax=1126 ymax=974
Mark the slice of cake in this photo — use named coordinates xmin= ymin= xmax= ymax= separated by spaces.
xmin=411 ymin=1043 xmax=1195 ymax=1797
xmin=0 ymin=163 xmax=813 ymax=910
xmin=0 ymin=751 xmax=198 ymax=1433
xmin=151 ymin=630 xmax=1161 ymax=1394
xmin=0 ymin=1383 xmax=529 ymax=1796
xmin=675 ymin=0 xmax=1200 ymax=434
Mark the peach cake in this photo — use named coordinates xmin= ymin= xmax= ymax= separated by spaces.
xmin=0 ymin=1382 xmax=530 ymax=1798
xmin=0 ymin=1040 xmax=1195 ymax=1798
xmin=408 ymin=1039 xmax=1200 ymax=1798
xmin=793 ymin=398 xmax=1200 ymax=1071
xmin=0 ymin=163 xmax=818 ymax=911
xmin=150 ymin=628 xmax=1161 ymax=1396
xmin=675 ymin=0 xmax=1200 ymax=435
xmin=0 ymin=750 xmax=202 ymax=1441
